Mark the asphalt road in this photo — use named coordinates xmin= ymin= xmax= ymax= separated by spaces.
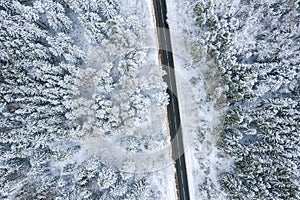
xmin=152 ymin=0 xmax=190 ymax=199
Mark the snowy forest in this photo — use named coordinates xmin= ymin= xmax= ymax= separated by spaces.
xmin=0 ymin=0 xmax=299 ymax=199
xmin=0 ymin=0 xmax=174 ymax=199
xmin=191 ymin=0 xmax=299 ymax=199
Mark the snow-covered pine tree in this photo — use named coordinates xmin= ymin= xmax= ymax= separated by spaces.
xmin=192 ymin=0 xmax=299 ymax=199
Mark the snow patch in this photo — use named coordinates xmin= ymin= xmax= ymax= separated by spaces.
xmin=165 ymin=0 xmax=233 ymax=199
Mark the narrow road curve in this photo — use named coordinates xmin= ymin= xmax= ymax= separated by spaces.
xmin=152 ymin=0 xmax=190 ymax=199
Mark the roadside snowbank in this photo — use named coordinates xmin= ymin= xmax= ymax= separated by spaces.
xmin=112 ymin=0 xmax=177 ymax=199
xmin=165 ymin=0 xmax=232 ymax=199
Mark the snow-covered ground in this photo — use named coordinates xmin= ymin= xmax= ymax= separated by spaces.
xmin=105 ymin=0 xmax=177 ymax=199
xmin=0 ymin=0 xmax=177 ymax=199
xmin=165 ymin=0 xmax=233 ymax=199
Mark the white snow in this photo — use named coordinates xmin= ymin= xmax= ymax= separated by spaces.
xmin=165 ymin=0 xmax=233 ymax=199
xmin=104 ymin=0 xmax=177 ymax=199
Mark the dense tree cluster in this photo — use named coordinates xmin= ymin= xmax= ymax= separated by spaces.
xmin=193 ymin=0 xmax=299 ymax=199
xmin=0 ymin=0 xmax=168 ymax=198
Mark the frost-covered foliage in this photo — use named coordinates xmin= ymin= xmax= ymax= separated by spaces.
xmin=68 ymin=25 xmax=168 ymax=152
xmin=165 ymin=0 xmax=231 ymax=198
xmin=0 ymin=0 xmax=169 ymax=198
xmin=192 ymin=0 xmax=299 ymax=199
